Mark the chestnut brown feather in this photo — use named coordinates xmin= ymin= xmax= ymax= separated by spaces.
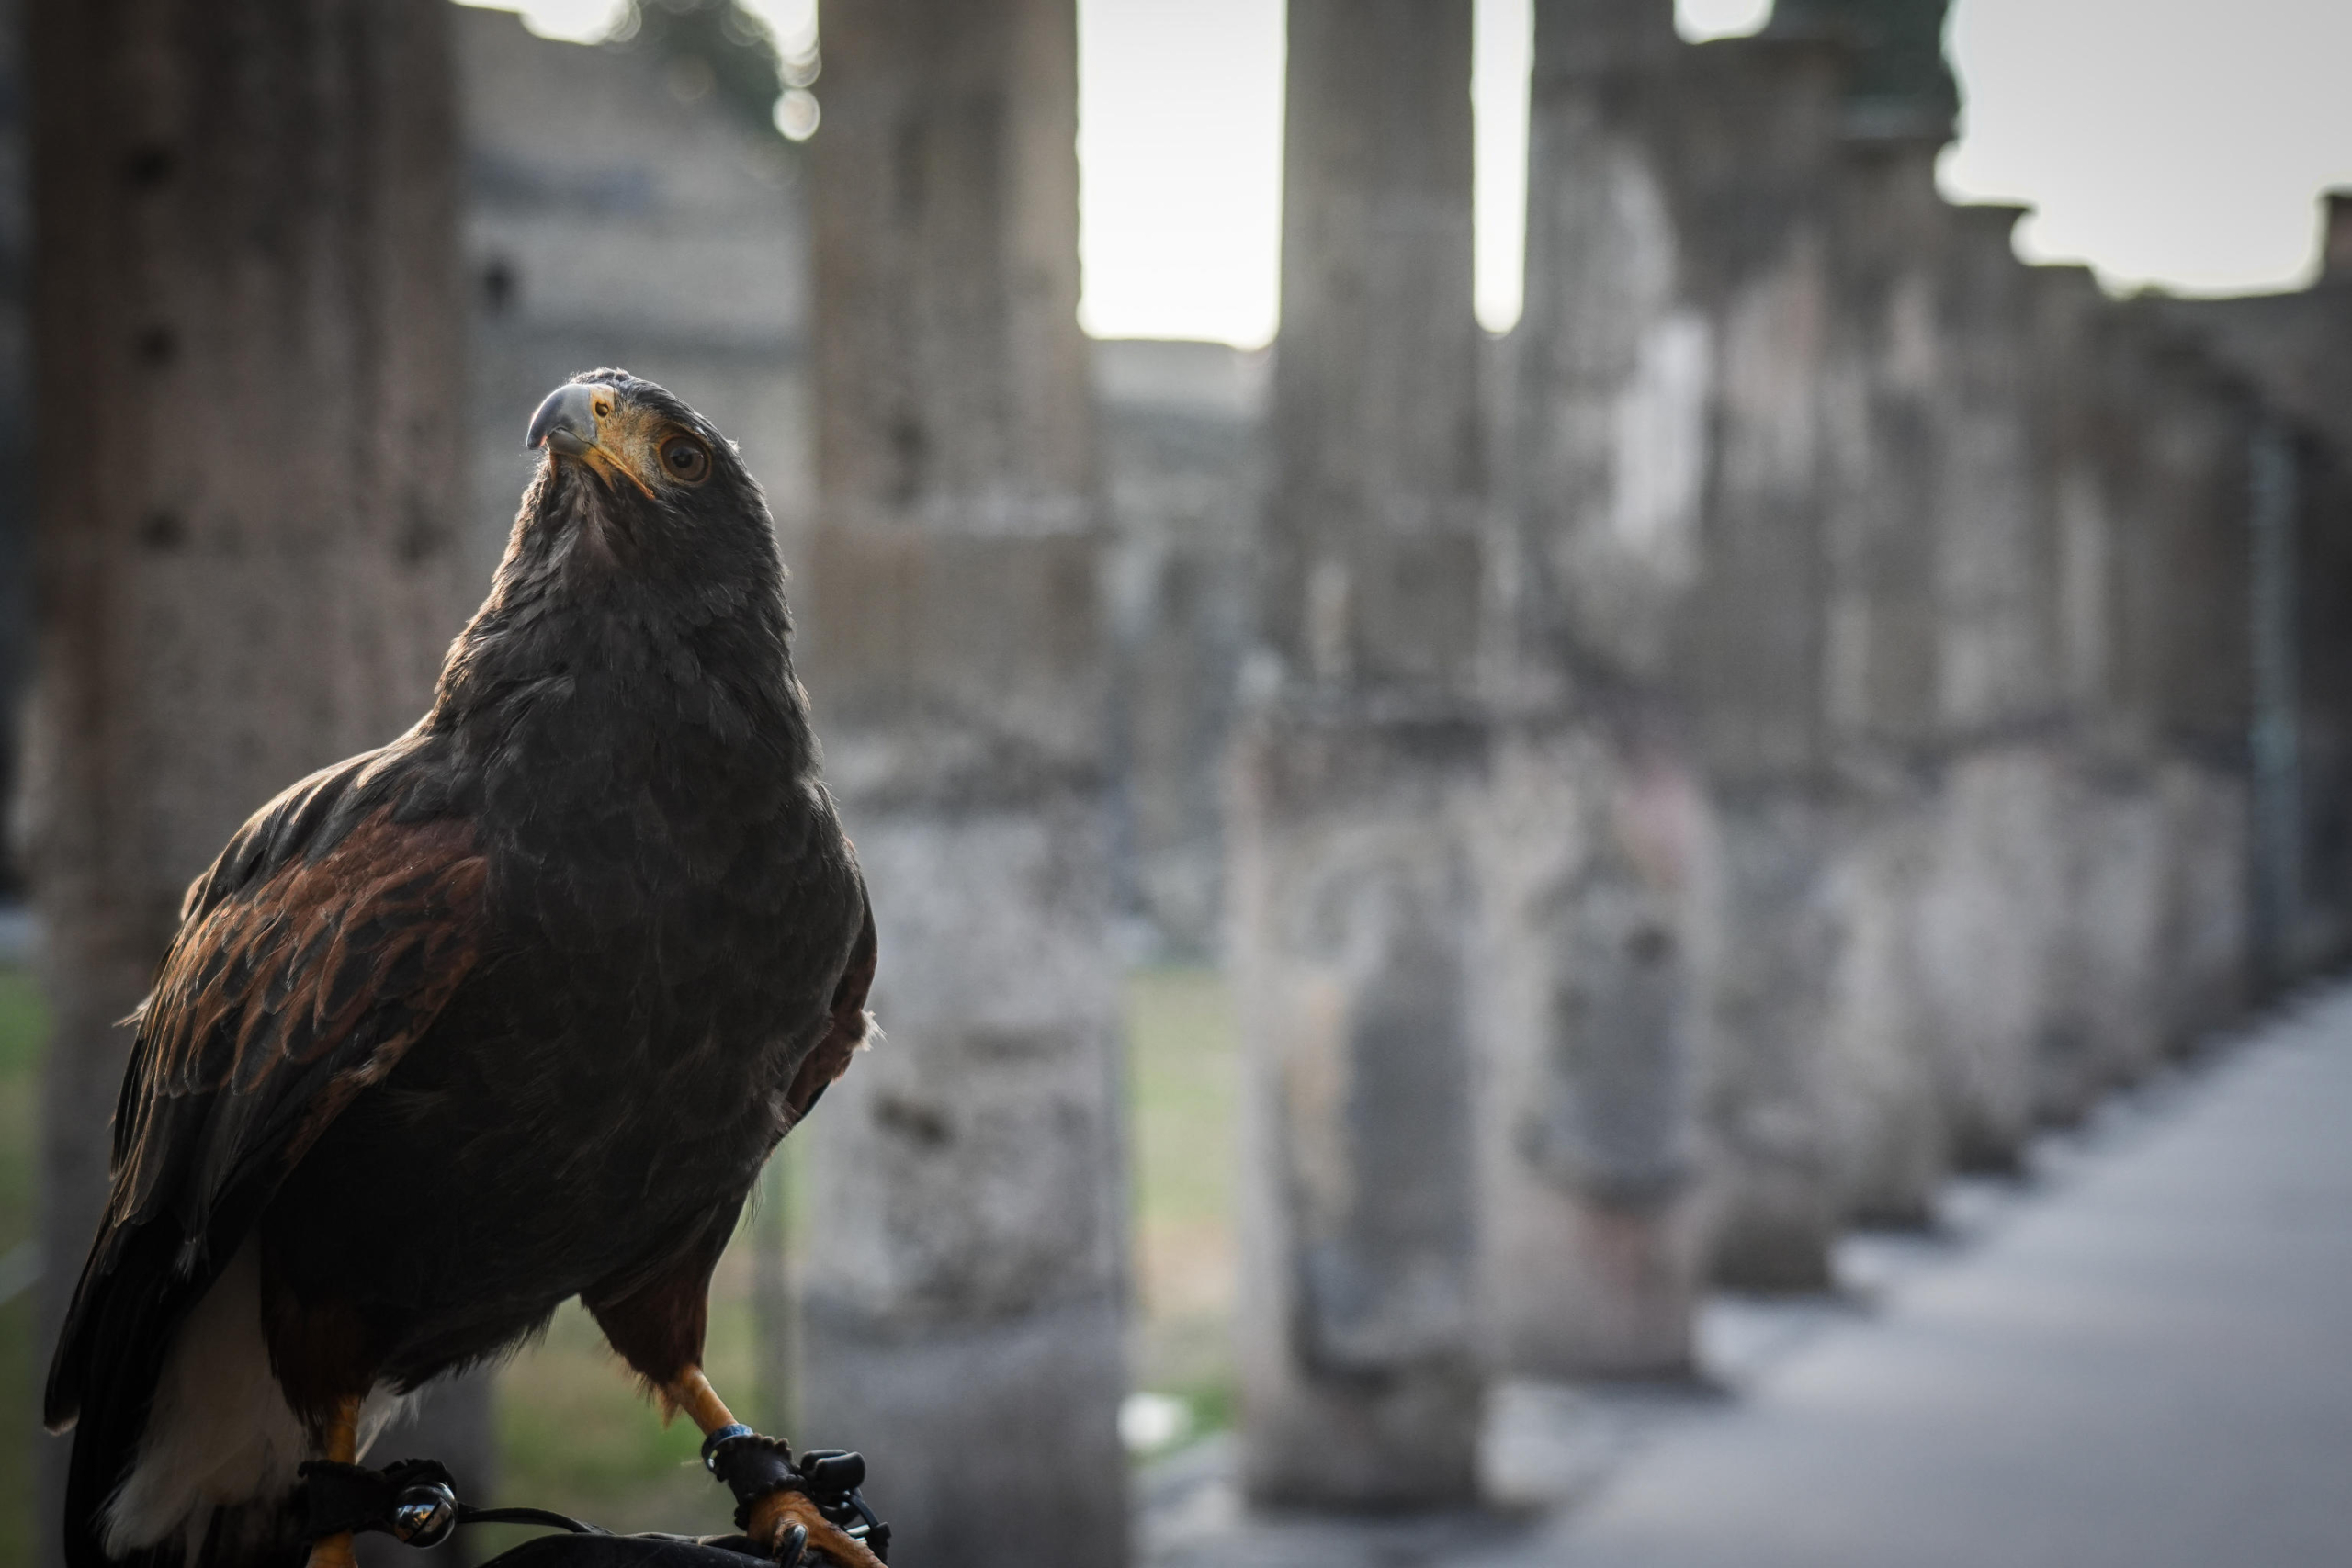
xmin=786 ymin=903 xmax=878 ymax=1128
xmin=109 ymin=811 xmax=487 ymax=1233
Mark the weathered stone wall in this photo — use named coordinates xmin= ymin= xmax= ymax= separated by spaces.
xmin=1493 ymin=0 xmax=2337 ymax=1337
xmin=2157 ymin=200 xmax=2352 ymax=979
xmin=1210 ymin=11 xmax=2344 ymax=1499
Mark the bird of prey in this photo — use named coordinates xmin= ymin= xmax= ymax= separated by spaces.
xmin=44 ymin=372 xmax=882 ymax=1568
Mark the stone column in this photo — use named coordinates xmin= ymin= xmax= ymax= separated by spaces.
xmin=1925 ymin=205 xmax=2071 ymax=1169
xmin=1815 ymin=132 xmax=1953 ymax=1224
xmin=1232 ymin=0 xmax=1487 ymax=1506
xmin=2281 ymin=418 xmax=2352 ymax=976
xmin=1766 ymin=0 xmax=1957 ymax=139
xmin=1510 ymin=7 xmax=1852 ymax=1299
xmin=2324 ymin=189 xmax=2352 ymax=279
xmin=2245 ymin=412 xmax=2301 ymax=989
xmin=2098 ymin=306 xmax=2260 ymax=1053
xmin=798 ymin=6 xmax=1127 ymax=1566
xmin=2149 ymin=194 xmax=2352 ymax=980
xmin=2024 ymin=263 xmax=2169 ymax=1116
xmin=1817 ymin=192 xmax=2067 ymax=1182
xmin=24 ymin=4 xmax=474 ymax=1559
xmin=1474 ymin=717 xmax=1715 ymax=1374
xmin=1805 ymin=0 xmax=2076 ymax=1194
xmin=0 ymin=0 xmax=23 ymax=906
xmin=1659 ymin=35 xmax=1850 ymax=1293
xmin=1483 ymin=0 xmax=1713 ymax=1378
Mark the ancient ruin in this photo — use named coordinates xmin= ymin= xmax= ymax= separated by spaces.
xmin=0 ymin=0 xmax=2346 ymax=1559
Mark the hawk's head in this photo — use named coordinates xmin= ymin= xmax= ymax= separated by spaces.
xmin=519 ymin=368 xmax=775 ymax=578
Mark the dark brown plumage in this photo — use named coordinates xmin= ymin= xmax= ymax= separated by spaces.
xmin=45 ymin=371 xmax=876 ymax=1567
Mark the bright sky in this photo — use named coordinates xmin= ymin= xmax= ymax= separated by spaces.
xmin=1939 ymin=0 xmax=2352 ymax=298
xmin=468 ymin=0 xmax=816 ymax=60
xmin=468 ymin=0 xmax=2352 ymax=347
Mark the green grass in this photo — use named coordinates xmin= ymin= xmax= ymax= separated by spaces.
xmin=0 ymin=961 xmax=1243 ymax=1549
xmin=1124 ymin=966 xmax=1241 ymax=1450
xmin=0 ymin=967 xmax=50 ymax=1568
xmin=1128 ymin=966 xmax=1240 ymax=1235
xmin=477 ymin=1225 xmax=771 ymax=1542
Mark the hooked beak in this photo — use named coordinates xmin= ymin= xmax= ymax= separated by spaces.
xmin=527 ymin=383 xmax=602 ymax=458
xmin=526 ymin=382 xmax=656 ymax=497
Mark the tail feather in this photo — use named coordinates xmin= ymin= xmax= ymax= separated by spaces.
xmin=55 ymin=1219 xmax=308 ymax=1568
xmin=58 ymin=1221 xmax=185 ymax=1568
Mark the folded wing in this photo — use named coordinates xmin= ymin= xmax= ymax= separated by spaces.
xmin=45 ymin=746 xmax=488 ymax=1434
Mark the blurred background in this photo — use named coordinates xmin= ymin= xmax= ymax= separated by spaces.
xmin=2 ymin=1 xmax=2350 ymax=1565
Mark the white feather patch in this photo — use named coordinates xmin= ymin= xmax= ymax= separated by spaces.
xmin=102 ymin=1238 xmax=414 ymax=1556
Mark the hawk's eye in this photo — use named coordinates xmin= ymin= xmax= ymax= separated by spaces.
xmin=659 ymin=435 xmax=711 ymax=485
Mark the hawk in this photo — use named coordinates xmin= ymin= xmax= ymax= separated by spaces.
xmin=46 ymin=372 xmax=881 ymax=1567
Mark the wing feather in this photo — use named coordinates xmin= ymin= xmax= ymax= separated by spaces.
xmin=46 ymin=748 xmax=486 ymax=1431
xmin=784 ymin=890 xmax=876 ymax=1127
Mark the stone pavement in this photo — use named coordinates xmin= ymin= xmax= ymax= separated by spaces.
xmin=1143 ymin=986 xmax=2352 ymax=1567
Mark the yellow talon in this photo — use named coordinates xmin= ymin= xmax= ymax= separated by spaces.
xmin=748 ymin=1489 xmax=888 ymax=1568
xmin=303 ymin=1537 xmax=359 ymax=1568
xmin=661 ymin=1366 xmax=887 ymax=1568
xmin=303 ymin=1396 xmax=363 ymax=1568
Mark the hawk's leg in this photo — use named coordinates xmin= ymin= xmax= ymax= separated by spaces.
xmin=586 ymin=1225 xmax=885 ymax=1568
xmin=664 ymin=1367 xmax=886 ymax=1568
xmin=301 ymin=1395 xmax=362 ymax=1568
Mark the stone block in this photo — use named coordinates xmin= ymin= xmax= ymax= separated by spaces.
xmin=1230 ymin=713 xmax=1488 ymax=1505
xmin=1474 ymin=716 xmax=1713 ymax=1374
xmin=1908 ymin=748 xmax=2067 ymax=1170
xmin=1696 ymin=793 xmax=1840 ymax=1290
xmin=1818 ymin=794 xmax=1945 ymax=1226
